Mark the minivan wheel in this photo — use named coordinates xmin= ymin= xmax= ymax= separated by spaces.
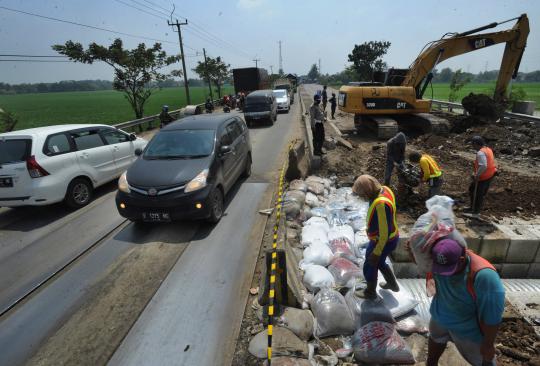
xmin=65 ymin=178 xmax=93 ymax=208
xmin=207 ymin=188 xmax=224 ymax=223
xmin=242 ymin=154 xmax=252 ymax=178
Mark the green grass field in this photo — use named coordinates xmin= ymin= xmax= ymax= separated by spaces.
xmin=429 ymin=82 xmax=540 ymax=108
xmin=0 ymin=86 xmax=234 ymax=131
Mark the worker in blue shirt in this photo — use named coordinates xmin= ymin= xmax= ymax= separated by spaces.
xmin=426 ymin=239 xmax=505 ymax=366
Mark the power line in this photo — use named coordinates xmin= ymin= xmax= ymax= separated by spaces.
xmin=0 ymin=5 xmax=176 ymax=45
xmin=0 ymin=59 xmax=73 ymax=62
xmin=0 ymin=54 xmax=67 ymax=58
xmin=112 ymin=0 xmax=165 ymax=20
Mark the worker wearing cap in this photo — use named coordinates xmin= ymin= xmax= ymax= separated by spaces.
xmin=384 ymin=132 xmax=407 ymax=186
xmin=408 ymin=151 xmax=443 ymax=198
xmin=468 ymin=136 xmax=497 ymax=214
xmin=310 ymin=94 xmax=326 ymax=156
xmin=426 ymin=239 xmax=504 ymax=366
xmin=352 ymin=175 xmax=400 ymax=299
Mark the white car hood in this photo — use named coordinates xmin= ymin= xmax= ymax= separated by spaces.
xmin=276 ymin=97 xmax=288 ymax=103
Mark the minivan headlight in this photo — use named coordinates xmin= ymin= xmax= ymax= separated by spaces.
xmin=185 ymin=169 xmax=209 ymax=193
xmin=118 ymin=171 xmax=130 ymax=193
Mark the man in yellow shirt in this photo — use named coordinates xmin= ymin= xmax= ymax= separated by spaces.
xmin=409 ymin=151 xmax=443 ymax=198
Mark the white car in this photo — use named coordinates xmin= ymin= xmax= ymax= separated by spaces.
xmin=0 ymin=124 xmax=147 ymax=208
xmin=272 ymin=89 xmax=290 ymax=113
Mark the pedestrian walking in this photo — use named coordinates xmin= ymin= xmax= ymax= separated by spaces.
xmin=417 ymin=239 xmax=505 ymax=366
xmin=321 ymin=85 xmax=328 ymax=111
xmin=309 ymin=94 xmax=326 ymax=156
xmin=467 ymin=136 xmax=497 ymax=214
xmin=329 ymin=92 xmax=337 ymax=119
xmin=352 ymin=175 xmax=400 ymax=299
xmin=408 ymin=151 xmax=443 ymax=197
xmin=384 ymin=132 xmax=407 ymax=186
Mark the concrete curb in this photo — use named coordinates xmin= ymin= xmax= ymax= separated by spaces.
xmin=391 ymin=222 xmax=540 ymax=279
xmin=298 ymin=86 xmax=321 ymax=170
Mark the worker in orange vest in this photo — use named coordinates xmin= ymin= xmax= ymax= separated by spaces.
xmin=467 ymin=136 xmax=497 ymax=214
xmin=408 ymin=151 xmax=443 ymax=198
xmin=425 ymin=239 xmax=504 ymax=366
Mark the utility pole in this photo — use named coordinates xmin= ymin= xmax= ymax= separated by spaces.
xmin=203 ymin=48 xmax=213 ymax=101
xmin=253 ymin=58 xmax=260 ymax=68
xmin=318 ymin=58 xmax=321 ymax=75
xmin=168 ymin=18 xmax=191 ymax=104
xmin=269 ymin=65 xmax=274 ymax=75
xmin=278 ymin=40 xmax=283 ymax=74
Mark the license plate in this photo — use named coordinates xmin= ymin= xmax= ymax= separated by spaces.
xmin=142 ymin=212 xmax=171 ymax=222
xmin=0 ymin=178 xmax=13 ymax=188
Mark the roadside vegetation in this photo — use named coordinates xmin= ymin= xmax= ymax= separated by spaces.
xmin=0 ymin=86 xmax=233 ymax=131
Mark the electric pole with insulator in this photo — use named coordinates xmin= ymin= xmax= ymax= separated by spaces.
xmin=168 ymin=18 xmax=191 ymax=104
xmin=202 ymin=48 xmax=213 ymax=102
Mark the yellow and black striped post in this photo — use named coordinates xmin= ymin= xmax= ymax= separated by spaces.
xmin=267 ymin=163 xmax=286 ymax=365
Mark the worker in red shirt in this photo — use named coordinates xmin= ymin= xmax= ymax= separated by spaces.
xmin=467 ymin=136 xmax=497 ymax=215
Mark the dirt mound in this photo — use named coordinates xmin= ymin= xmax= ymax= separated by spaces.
xmin=461 ymin=93 xmax=505 ymax=121
xmin=496 ymin=318 xmax=540 ymax=365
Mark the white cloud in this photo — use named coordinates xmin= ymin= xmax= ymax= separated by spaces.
xmin=237 ymin=0 xmax=265 ymax=9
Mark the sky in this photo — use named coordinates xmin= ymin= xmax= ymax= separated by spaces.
xmin=0 ymin=0 xmax=539 ymax=83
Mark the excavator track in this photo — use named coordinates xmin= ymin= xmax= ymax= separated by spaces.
xmin=354 ymin=113 xmax=449 ymax=139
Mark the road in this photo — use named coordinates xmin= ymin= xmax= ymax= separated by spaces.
xmin=0 ymin=103 xmax=300 ymax=366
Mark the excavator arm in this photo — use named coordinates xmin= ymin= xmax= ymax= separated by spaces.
xmin=403 ymin=14 xmax=529 ymax=102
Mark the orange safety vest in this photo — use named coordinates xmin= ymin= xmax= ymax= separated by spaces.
xmin=474 ymin=147 xmax=497 ymax=181
xmin=420 ymin=154 xmax=442 ymax=180
xmin=366 ymin=186 xmax=399 ymax=241
xmin=426 ymin=249 xmax=497 ymax=300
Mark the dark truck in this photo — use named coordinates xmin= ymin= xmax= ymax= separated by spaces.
xmin=232 ymin=67 xmax=269 ymax=95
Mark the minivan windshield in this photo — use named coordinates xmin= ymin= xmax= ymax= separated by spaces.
xmin=0 ymin=139 xmax=31 ymax=165
xmin=273 ymin=90 xmax=287 ymax=98
xmin=143 ymin=129 xmax=215 ymax=159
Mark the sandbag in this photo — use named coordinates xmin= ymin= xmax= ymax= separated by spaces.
xmin=345 ymin=289 xmax=395 ymax=328
xmin=301 ymin=225 xmax=328 ymax=248
xmin=289 ymin=179 xmax=307 ymax=193
xmin=300 ymin=243 xmax=334 ymax=268
xmin=302 ymin=265 xmax=335 ymax=292
xmin=396 ymin=313 xmax=429 ymax=335
xmin=305 ymin=192 xmax=320 ymax=207
xmin=354 ymin=231 xmax=369 ymax=248
xmin=377 ymin=287 xmax=419 ymax=318
xmin=328 ymin=257 xmax=363 ymax=287
xmin=329 ymin=238 xmax=354 ymax=258
xmin=302 ymin=207 xmax=312 ymax=221
xmin=306 ymin=175 xmax=331 ymax=189
xmin=284 ymin=190 xmax=306 ymax=206
xmin=327 ymin=224 xmax=354 ymax=244
xmin=283 ymin=200 xmax=302 ymax=219
xmin=310 ymin=207 xmax=329 ymax=219
xmin=311 ymin=288 xmax=355 ymax=337
xmin=306 ymin=181 xmax=325 ymax=195
xmin=275 ymin=307 xmax=314 ymax=341
xmin=304 ymin=216 xmax=330 ymax=233
xmin=353 ymin=321 xmax=415 ymax=364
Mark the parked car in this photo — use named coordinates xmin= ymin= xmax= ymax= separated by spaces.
xmin=243 ymin=90 xmax=277 ymax=127
xmin=115 ymin=114 xmax=252 ymax=224
xmin=272 ymin=89 xmax=290 ymax=113
xmin=0 ymin=124 xmax=147 ymax=208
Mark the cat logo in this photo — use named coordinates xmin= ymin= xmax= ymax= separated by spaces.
xmin=474 ymin=39 xmax=486 ymax=49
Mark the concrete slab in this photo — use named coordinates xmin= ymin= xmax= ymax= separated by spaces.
xmin=456 ymin=224 xmax=482 ymax=253
xmin=500 ymin=264 xmax=530 ymax=278
xmin=392 ymin=263 xmax=419 ymax=278
xmin=478 ymin=231 xmax=510 ymax=263
xmin=528 ymin=263 xmax=540 ymax=278
xmin=494 ymin=224 xmax=540 ymax=263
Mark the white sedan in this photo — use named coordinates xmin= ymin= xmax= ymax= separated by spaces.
xmin=272 ymin=89 xmax=290 ymax=113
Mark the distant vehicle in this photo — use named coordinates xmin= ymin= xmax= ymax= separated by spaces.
xmin=116 ymin=114 xmax=252 ymax=224
xmin=272 ymin=89 xmax=290 ymax=113
xmin=273 ymin=78 xmax=294 ymax=104
xmin=0 ymin=124 xmax=147 ymax=208
xmin=243 ymin=90 xmax=278 ymax=127
xmin=233 ymin=67 xmax=270 ymax=95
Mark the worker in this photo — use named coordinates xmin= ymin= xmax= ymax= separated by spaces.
xmin=468 ymin=136 xmax=497 ymax=214
xmin=321 ymin=85 xmax=328 ymax=111
xmin=309 ymin=94 xmax=326 ymax=156
xmin=425 ymin=238 xmax=504 ymax=366
xmin=408 ymin=151 xmax=443 ymax=197
xmin=384 ymin=132 xmax=407 ymax=186
xmin=329 ymin=92 xmax=337 ymax=119
xmin=352 ymin=175 xmax=400 ymax=299
xmin=159 ymin=105 xmax=174 ymax=128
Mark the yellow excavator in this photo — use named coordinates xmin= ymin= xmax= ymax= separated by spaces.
xmin=338 ymin=14 xmax=529 ymax=138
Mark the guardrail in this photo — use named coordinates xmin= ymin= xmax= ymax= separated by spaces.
xmin=430 ymin=99 xmax=540 ymax=125
xmin=113 ymin=98 xmax=223 ymax=131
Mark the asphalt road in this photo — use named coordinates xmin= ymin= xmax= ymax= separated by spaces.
xmin=0 ymin=103 xmax=300 ymax=366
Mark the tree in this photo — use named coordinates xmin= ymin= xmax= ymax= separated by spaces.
xmin=0 ymin=109 xmax=18 ymax=133
xmin=307 ymin=64 xmax=319 ymax=81
xmin=192 ymin=56 xmax=230 ymax=98
xmin=52 ymin=39 xmax=180 ymax=119
xmin=347 ymin=41 xmax=391 ymax=81
xmin=448 ymin=69 xmax=471 ymax=102
xmin=435 ymin=67 xmax=453 ymax=83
